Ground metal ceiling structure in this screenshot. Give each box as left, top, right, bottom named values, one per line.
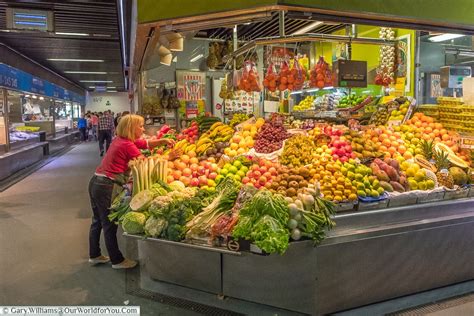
left=0, top=0, right=127, bottom=92
left=194, top=11, right=345, bottom=41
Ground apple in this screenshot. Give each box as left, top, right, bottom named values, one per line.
left=210, top=163, right=219, bottom=172
left=190, top=163, right=199, bottom=172
left=182, top=168, right=192, bottom=177
left=332, top=154, right=340, bottom=161
left=259, top=167, right=267, bottom=174
left=259, top=159, right=267, bottom=167
left=259, top=176, right=267, bottom=185
left=242, top=176, right=250, bottom=184
left=208, top=172, right=218, bottom=180
left=166, top=175, right=174, bottom=183
left=179, top=176, right=191, bottom=186
left=268, top=167, right=278, bottom=175
left=197, top=166, right=206, bottom=175
left=253, top=170, right=262, bottom=178
left=251, top=165, right=260, bottom=172
left=263, top=172, right=272, bottom=179
left=199, top=176, right=208, bottom=186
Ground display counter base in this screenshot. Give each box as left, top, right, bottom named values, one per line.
left=47, top=131, right=79, bottom=154
left=125, top=199, right=474, bottom=315
left=0, top=142, right=47, bottom=182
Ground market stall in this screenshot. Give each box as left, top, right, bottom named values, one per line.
left=0, top=63, right=85, bottom=180
left=124, top=2, right=474, bottom=314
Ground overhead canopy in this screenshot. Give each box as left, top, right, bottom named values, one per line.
left=138, top=0, right=474, bottom=31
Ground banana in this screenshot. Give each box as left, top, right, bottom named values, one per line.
left=174, top=140, right=188, bottom=150
left=209, top=122, right=223, bottom=131
left=185, top=144, right=196, bottom=153
left=196, top=137, right=213, bottom=148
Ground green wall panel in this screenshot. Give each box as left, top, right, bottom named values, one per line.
left=138, top=0, right=275, bottom=24
left=138, top=0, right=473, bottom=27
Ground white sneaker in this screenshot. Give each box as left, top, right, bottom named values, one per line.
left=112, top=258, right=137, bottom=269
left=89, top=255, right=110, bottom=265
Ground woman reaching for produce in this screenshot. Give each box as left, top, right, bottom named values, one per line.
left=88, top=114, right=175, bottom=269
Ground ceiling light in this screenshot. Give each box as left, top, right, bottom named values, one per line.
left=47, top=58, right=104, bottom=62
left=429, top=33, right=464, bottom=42
left=108, top=90, right=118, bottom=92
left=32, top=95, right=38, bottom=99
left=157, top=46, right=173, bottom=66
left=291, top=21, right=323, bottom=35
left=106, top=86, right=117, bottom=89
left=80, top=80, right=113, bottom=83
left=64, top=71, right=108, bottom=74
left=55, top=32, right=89, bottom=36
left=25, top=94, right=30, bottom=98
left=166, top=33, right=184, bottom=51
left=39, top=96, right=44, bottom=100
left=190, top=54, right=204, bottom=63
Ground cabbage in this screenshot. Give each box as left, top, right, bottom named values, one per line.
left=129, top=190, right=153, bottom=211
left=169, top=181, right=186, bottom=192
left=144, top=215, right=168, bottom=237
left=122, top=211, right=147, bottom=234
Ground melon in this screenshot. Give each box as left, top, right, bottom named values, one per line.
left=449, top=167, right=468, bottom=186
left=434, top=143, right=469, bottom=169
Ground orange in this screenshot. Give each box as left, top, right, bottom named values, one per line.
left=379, top=145, right=388, bottom=152
left=388, top=147, right=397, bottom=155
left=425, top=127, right=433, bottom=133
left=403, top=151, right=413, bottom=160
left=415, top=121, right=422, bottom=127
left=391, top=141, right=400, bottom=148
left=398, top=145, right=407, bottom=154
left=383, top=139, right=392, bottom=147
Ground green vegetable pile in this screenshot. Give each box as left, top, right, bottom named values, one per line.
left=186, top=177, right=241, bottom=239
left=232, top=190, right=290, bottom=254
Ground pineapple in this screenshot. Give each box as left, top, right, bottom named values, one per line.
left=433, top=150, right=454, bottom=188
left=420, top=140, right=434, bottom=161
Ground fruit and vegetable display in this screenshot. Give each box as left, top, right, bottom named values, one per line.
left=293, top=96, right=315, bottom=112
left=110, top=103, right=474, bottom=255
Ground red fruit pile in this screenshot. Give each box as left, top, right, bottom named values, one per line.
left=254, top=122, right=289, bottom=154
left=238, top=61, right=261, bottom=92
left=310, top=56, right=332, bottom=89
left=243, top=159, right=278, bottom=190
left=176, top=121, right=199, bottom=143
left=330, top=135, right=355, bottom=163
left=262, top=63, right=278, bottom=92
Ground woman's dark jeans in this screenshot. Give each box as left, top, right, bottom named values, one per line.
left=88, top=175, right=124, bottom=264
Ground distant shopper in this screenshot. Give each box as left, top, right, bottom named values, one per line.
left=98, top=111, right=114, bottom=156
left=90, top=112, right=99, bottom=141
left=114, top=112, right=121, bottom=128
left=88, top=114, right=175, bottom=269
left=78, top=114, right=88, bottom=141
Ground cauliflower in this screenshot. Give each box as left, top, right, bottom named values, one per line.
left=144, top=215, right=168, bottom=237
left=122, top=211, right=147, bottom=234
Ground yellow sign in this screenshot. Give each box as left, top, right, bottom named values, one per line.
left=390, top=78, right=406, bottom=97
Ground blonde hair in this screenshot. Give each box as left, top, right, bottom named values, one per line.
left=116, top=114, right=144, bottom=141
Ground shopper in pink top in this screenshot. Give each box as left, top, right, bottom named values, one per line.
left=90, top=112, right=99, bottom=141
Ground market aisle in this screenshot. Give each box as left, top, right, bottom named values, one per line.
left=0, top=142, right=196, bottom=315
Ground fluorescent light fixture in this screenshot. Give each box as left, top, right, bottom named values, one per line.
left=429, top=33, right=464, bottom=42
left=106, top=86, right=117, bottom=89
left=32, top=95, right=38, bottom=99
left=190, top=54, right=204, bottom=63
left=80, top=80, right=113, bottom=83
left=93, top=34, right=111, bottom=37
left=64, top=71, right=108, bottom=74
left=108, top=90, right=118, bottom=92
left=39, top=96, right=44, bottom=100
left=292, top=21, right=323, bottom=35
left=48, top=58, right=104, bottom=62
left=15, top=21, right=46, bottom=26
left=55, top=32, right=89, bottom=36
left=323, top=86, right=334, bottom=90
left=25, top=94, right=30, bottom=98
left=14, top=14, right=46, bottom=20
